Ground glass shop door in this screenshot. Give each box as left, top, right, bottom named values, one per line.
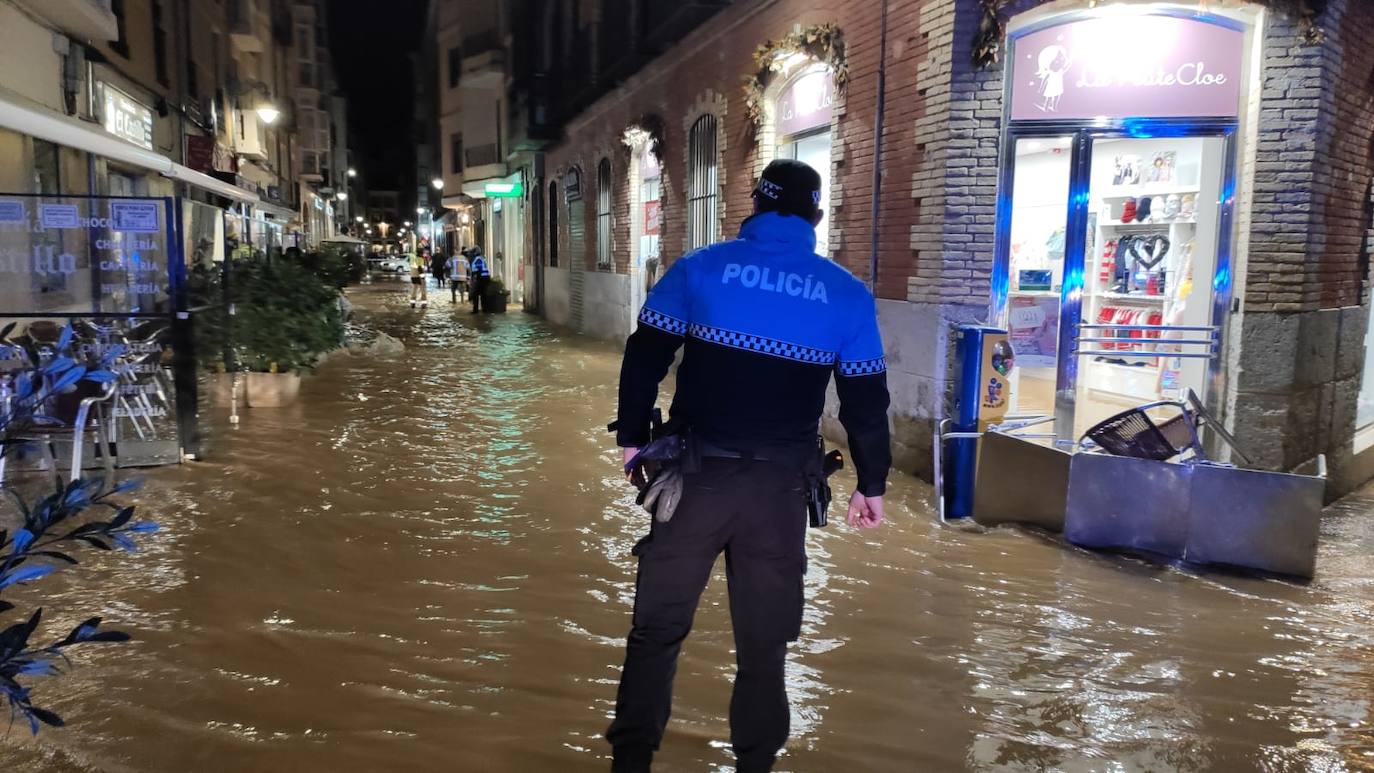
left=996, top=126, right=1235, bottom=441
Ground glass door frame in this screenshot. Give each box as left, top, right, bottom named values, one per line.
left=991, top=117, right=1240, bottom=441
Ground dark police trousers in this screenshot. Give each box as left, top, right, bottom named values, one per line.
left=607, top=457, right=807, bottom=772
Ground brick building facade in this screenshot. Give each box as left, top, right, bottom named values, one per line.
left=463, top=0, right=1374, bottom=495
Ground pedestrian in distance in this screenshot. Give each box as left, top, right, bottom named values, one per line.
left=607, top=159, right=890, bottom=772
left=431, top=249, right=448, bottom=288
left=448, top=249, right=470, bottom=303
left=408, top=248, right=429, bottom=308
left=468, top=247, right=491, bottom=313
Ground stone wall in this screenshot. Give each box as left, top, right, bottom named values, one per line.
left=1232, top=0, right=1374, bottom=495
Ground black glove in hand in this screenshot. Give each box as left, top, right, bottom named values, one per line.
left=637, top=465, right=684, bottom=523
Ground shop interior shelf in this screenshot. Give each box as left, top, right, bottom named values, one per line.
left=1097, top=292, right=1168, bottom=303
left=1100, top=219, right=1197, bottom=229
left=1099, top=185, right=1201, bottom=199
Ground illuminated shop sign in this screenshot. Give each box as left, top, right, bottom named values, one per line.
left=101, top=83, right=154, bottom=150
left=1010, top=13, right=1244, bottom=121
left=777, top=69, right=836, bottom=137
left=485, top=181, right=523, bottom=198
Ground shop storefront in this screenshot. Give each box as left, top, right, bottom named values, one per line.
left=993, top=6, right=1258, bottom=442
left=482, top=171, right=526, bottom=305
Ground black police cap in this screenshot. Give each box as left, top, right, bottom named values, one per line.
left=752, top=159, right=822, bottom=220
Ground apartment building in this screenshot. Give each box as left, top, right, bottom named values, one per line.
left=0, top=0, right=352, bottom=256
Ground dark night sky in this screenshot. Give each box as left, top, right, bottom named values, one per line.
left=327, top=0, right=427, bottom=200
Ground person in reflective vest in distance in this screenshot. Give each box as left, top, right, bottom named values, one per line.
left=468, top=248, right=491, bottom=313
left=408, top=248, right=428, bottom=308
left=606, top=159, right=891, bottom=772
left=447, top=249, right=470, bottom=302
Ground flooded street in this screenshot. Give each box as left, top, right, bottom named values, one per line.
left=2, top=282, right=1372, bottom=772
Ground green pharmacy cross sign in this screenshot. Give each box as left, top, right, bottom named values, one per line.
left=484, top=182, right=523, bottom=198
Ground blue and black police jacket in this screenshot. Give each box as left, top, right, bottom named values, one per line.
left=616, top=211, right=892, bottom=496
left=470, top=256, right=491, bottom=277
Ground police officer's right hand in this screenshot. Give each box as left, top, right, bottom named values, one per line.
left=846, top=491, right=883, bottom=529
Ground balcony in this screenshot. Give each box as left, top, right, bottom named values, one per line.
left=461, top=142, right=505, bottom=186
left=461, top=31, right=505, bottom=89
left=14, top=0, right=117, bottom=42
left=300, top=152, right=323, bottom=182
left=227, top=0, right=264, bottom=52
left=233, top=109, right=268, bottom=161
left=297, top=63, right=320, bottom=96
left=508, top=73, right=558, bottom=150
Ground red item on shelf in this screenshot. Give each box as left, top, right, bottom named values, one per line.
left=1146, top=311, right=1163, bottom=339
left=1096, top=306, right=1118, bottom=350
left=1121, top=197, right=1138, bottom=224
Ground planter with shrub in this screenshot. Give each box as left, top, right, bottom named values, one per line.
left=483, top=277, right=510, bottom=313
left=187, top=253, right=345, bottom=408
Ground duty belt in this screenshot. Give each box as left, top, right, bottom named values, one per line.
left=695, top=441, right=773, bottom=462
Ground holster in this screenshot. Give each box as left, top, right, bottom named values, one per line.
left=804, top=438, right=845, bottom=528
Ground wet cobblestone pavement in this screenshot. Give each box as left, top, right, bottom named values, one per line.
left=1, top=283, right=1371, bottom=772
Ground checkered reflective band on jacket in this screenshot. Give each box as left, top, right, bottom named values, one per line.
left=616, top=211, right=892, bottom=496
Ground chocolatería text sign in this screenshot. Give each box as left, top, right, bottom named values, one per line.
left=0, top=196, right=172, bottom=316
left=1010, top=13, right=1244, bottom=121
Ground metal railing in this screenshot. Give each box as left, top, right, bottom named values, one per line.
left=1074, top=323, right=1220, bottom=360
left=933, top=413, right=1060, bottom=523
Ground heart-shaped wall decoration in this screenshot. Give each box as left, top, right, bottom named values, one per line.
left=1128, top=234, right=1171, bottom=269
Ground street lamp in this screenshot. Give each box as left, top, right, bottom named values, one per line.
left=336, top=192, right=348, bottom=201
left=255, top=105, right=281, bottom=125
left=404, top=220, right=412, bottom=227
left=416, top=207, right=425, bottom=214
left=347, top=168, right=357, bottom=178
left=431, top=178, right=444, bottom=191
left=355, top=215, right=363, bottom=223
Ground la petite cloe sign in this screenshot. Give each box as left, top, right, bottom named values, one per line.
left=1010, top=14, right=1244, bottom=121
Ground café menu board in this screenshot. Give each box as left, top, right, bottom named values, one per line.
left=0, top=197, right=170, bottom=315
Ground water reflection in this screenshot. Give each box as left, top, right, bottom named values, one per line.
left=0, top=283, right=1369, bottom=771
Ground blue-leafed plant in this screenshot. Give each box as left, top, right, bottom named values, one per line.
left=0, top=322, right=157, bottom=734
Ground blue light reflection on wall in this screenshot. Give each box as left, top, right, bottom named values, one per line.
left=1118, top=118, right=1218, bottom=139
left=1213, top=265, right=1231, bottom=294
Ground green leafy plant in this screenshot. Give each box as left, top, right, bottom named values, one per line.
left=185, top=258, right=344, bottom=374
left=232, top=259, right=343, bottom=373
left=0, top=323, right=157, bottom=733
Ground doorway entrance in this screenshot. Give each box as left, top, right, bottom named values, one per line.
left=998, top=127, right=1235, bottom=439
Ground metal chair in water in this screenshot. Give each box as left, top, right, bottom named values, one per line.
left=0, top=334, right=118, bottom=487
left=1080, top=388, right=1250, bottom=465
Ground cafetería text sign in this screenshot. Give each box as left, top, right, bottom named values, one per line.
left=1010, top=14, right=1244, bottom=121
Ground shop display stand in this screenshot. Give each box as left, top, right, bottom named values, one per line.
left=1083, top=182, right=1201, bottom=410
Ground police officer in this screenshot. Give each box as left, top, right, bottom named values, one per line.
left=468, top=247, right=491, bottom=313
left=607, top=159, right=891, bottom=772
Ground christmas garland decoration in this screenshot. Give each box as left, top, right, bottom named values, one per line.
left=621, top=113, right=666, bottom=164
left=743, top=23, right=848, bottom=134
left=974, top=0, right=1327, bottom=69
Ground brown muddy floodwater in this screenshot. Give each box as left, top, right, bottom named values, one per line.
left=1, top=282, right=1372, bottom=772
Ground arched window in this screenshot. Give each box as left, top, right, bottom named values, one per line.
left=686, top=114, right=719, bottom=251
left=548, top=179, right=559, bottom=267
left=596, top=157, right=613, bottom=268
